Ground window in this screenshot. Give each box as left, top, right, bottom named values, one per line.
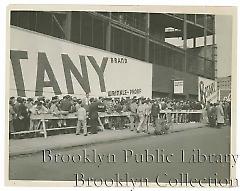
left=36, top=12, right=52, bottom=35
left=196, top=14, right=204, bottom=26
left=111, top=27, right=123, bottom=55
left=81, top=12, right=93, bottom=47
left=187, top=14, right=195, bottom=23
left=71, top=12, right=81, bottom=43
left=18, top=11, right=30, bottom=29
left=92, top=17, right=106, bottom=50
left=122, top=31, right=132, bottom=57
left=11, top=11, right=18, bottom=26
left=29, top=12, right=37, bottom=31
left=11, top=11, right=37, bottom=31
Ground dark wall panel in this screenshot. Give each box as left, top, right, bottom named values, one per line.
left=152, top=64, right=198, bottom=96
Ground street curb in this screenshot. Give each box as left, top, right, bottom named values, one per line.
left=9, top=124, right=205, bottom=157
left=9, top=133, right=149, bottom=157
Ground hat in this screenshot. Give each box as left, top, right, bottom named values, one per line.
left=27, top=98, right=33, bottom=102
left=17, top=97, right=23, bottom=103
left=37, top=101, right=43, bottom=106
left=51, top=97, right=58, bottom=103
left=37, top=96, right=45, bottom=101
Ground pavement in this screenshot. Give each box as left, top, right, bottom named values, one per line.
left=9, top=122, right=205, bottom=156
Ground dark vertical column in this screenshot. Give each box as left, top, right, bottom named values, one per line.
left=145, top=13, right=150, bottom=62
left=106, top=13, right=112, bottom=51
left=193, top=37, right=196, bottom=48
left=204, top=14, right=207, bottom=76
left=64, top=11, right=72, bottom=41
left=212, top=16, right=216, bottom=79
left=183, top=15, right=188, bottom=98
left=183, top=14, right=187, bottom=72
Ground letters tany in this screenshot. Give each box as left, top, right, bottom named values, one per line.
left=10, top=50, right=108, bottom=96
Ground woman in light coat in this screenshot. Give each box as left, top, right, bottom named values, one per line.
left=216, top=102, right=224, bottom=128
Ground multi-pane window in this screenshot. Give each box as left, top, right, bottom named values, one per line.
left=11, top=11, right=65, bottom=39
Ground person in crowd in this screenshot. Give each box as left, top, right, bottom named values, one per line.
left=114, top=99, right=124, bottom=129
left=189, top=101, right=195, bottom=122
left=120, top=98, right=130, bottom=129
left=97, top=97, right=107, bottom=112
left=31, top=101, right=49, bottom=115
left=209, top=103, right=217, bottom=127
left=74, top=99, right=80, bottom=111
left=158, top=99, right=164, bottom=119
left=174, top=101, right=181, bottom=123
left=30, top=101, right=48, bottom=130
left=201, top=102, right=209, bottom=124
left=69, top=97, right=77, bottom=113
left=14, top=97, right=29, bottom=132
left=13, top=97, right=21, bottom=115
left=195, top=101, right=203, bottom=122
left=205, top=101, right=211, bottom=124
left=97, top=97, right=107, bottom=130
left=82, top=93, right=90, bottom=112
left=25, top=98, right=33, bottom=110
left=227, top=101, right=231, bottom=125
left=88, top=98, right=99, bottom=134
left=129, top=98, right=138, bottom=131
left=144, top=99, right=152, bottom=134
left=25, top=98, right=34, bottom=131
left=222, top=101, right=229, bottom=125
left=44, top=98, right=51, bottom=109
left=9, top=98, right=16, bottom=134
left=49, top=97, right=62, bottom=128
left=136, top=99, right=146, bottom=133
left=76, top=100, right=87, bottom=136
left=216, top=101, right=224, bottom=128
left=59, top=95, right=72, bottom=126
left=181, top=101, right=188, bottom=123
left=104, top=98, right=115, bottom=129
left=151, top=99, right=160, bottom=128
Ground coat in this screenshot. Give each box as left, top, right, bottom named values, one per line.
left=151, top=103, right=160, bottom=117
left=216, top=105, right=224, bottom=124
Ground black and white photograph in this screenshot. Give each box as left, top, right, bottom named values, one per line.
left=6, top=5, right=237, bottom=188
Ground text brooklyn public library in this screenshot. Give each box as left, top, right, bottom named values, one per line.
left=42, top=149, right=238, bottom=167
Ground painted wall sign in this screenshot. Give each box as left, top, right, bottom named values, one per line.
left=9, top=27, right=152, bottom=98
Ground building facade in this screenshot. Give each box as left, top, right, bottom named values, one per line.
left=10, top=11, right=216, bottom=100
left=217, top=76, right=231, bottom=90
left=217, top=76, right=231, bottom=101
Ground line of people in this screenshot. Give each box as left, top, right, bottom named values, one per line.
left=9, top=95, right=231, bottom=138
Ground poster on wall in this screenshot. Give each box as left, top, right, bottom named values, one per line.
left=198, top=76, right=218, bottom=104
left=9, top=27, right=152, bottom=99
left=173, top=80, right=184, bottom=94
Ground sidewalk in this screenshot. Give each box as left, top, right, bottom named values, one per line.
left=9, top=122, right=205, bottom=156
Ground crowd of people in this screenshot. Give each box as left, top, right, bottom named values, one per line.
left=8, top=94, right=231, bottom=138
left=205, top=101, right=231, bottom=127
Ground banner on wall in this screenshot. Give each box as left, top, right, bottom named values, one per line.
left=173, top=80, right=184, bottom=94
left=198, top=76, right=218, bottom=104
left=9, top=27, right=152, bottom=98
